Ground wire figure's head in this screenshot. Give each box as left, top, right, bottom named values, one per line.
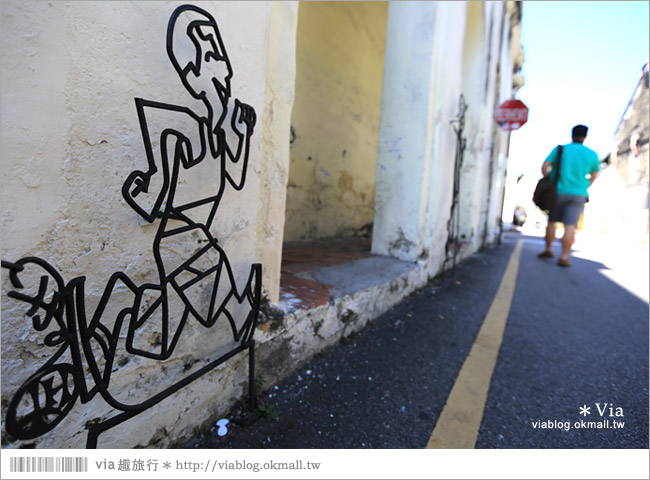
left=167, top=5, right=233, bottom=107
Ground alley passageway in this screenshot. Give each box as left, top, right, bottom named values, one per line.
left=184, top=231, right=649, bottom=449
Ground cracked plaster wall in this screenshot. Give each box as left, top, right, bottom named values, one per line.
left=284, top=1, right=387, bottom=242
left=1, top=0, right=271, bottom=448
left=257, top=2, right=298, bottom=303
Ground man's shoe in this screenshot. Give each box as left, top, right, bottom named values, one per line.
left=538, top=251, right=554, bottom=259
left=557, top=258, right=570, bottom=267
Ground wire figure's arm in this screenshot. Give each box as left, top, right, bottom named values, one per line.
left=122, top=98, right=207, bottom=222
left=223, top=98, right=256, bottom=190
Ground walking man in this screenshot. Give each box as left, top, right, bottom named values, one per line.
left=538, top=125, right=600, bottom=266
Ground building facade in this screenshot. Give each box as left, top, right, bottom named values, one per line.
left=582, top=63, right=649, bottom=241
left=610, top=63, right=649, bottom=239
left=1, top=1, right=523, bottom=448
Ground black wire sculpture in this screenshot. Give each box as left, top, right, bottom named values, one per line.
left=1, top=4, right=262, bottom=448
left=443, top=94, right=468, bottom=277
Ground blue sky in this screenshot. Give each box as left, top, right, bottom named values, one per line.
left=508, top=1, right=649, bottom=177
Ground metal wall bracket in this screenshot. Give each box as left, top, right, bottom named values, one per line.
left=444, top=94, right=468, bottom=276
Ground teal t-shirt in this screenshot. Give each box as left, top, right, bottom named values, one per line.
left=544, top=142, right=600, bottom=196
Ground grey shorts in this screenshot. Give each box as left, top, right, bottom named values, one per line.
left=549, top=194, right=587, bottom=226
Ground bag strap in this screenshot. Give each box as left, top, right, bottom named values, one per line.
left=554, top=145, right=563, bottom=185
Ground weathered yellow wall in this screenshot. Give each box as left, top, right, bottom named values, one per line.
left=285, top=1, right=387, bottom=241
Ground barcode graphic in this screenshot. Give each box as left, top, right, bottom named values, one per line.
left=9, top=457, right=88, bottom=473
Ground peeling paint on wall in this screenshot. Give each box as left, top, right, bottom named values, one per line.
left=284, top=2, right=387, bottom=242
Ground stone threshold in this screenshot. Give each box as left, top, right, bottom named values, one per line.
left=254, top=237, right=431, bottom=388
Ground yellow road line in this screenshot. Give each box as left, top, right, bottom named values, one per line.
left=426, top=239, right=523, bottom=449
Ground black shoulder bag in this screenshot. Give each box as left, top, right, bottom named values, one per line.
left=533, top=145, right=562, bottom=212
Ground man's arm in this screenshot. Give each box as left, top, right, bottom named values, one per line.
left=541, top=146, right=558, bottom=177
left=588, top=153, right=600, bottom=187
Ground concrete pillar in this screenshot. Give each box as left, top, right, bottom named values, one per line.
left=257, top=2, right=298, bottom=303
left=372, top=1, right=438, bottom=262
left=457, top=1, right=487, bottom=252
left=421, top=2, right=467, bottom=272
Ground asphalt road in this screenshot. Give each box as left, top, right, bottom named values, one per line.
left=181, top=231, right=649, bottom=449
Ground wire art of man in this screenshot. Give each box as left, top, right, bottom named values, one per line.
left=121, top=4, right=260, bottom=358
left=2, top=5, right=261, bottom=443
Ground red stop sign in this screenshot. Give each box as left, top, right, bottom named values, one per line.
left=494, top=99, right=528, bottom=131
